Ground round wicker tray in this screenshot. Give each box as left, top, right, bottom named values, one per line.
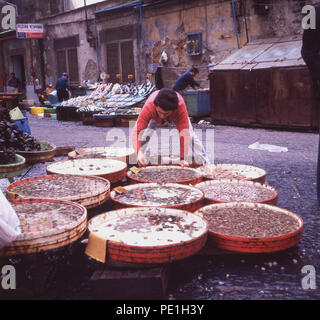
left=111, top=183, right=204, bottom=212
left=196, top=202, right=303, bottom=253
left=0, top=199, right=87, bottom=256
left=68, top=147, right=135, bottom=164
left=0, top=154, right=26, bottom=179
left=87, top=207, right=208, bottom=264
left=16, top=141, right=56, bottom=164
left=195, top=179, right=278, bottom=205
left=6, top=174, right=110, bottom=209
left=197, top=164, right=267, bottom=183
left=127, top=166, right=203, bottom=185
left=46, top=158, right=127, bottom=184
left=146, top=155, right=201, bottom=168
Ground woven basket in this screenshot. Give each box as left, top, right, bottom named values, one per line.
left=195, top=179, right=278, bottom=205
left=111, top=182, right=204, bottom=212
left=6, top=174, right=110, bottom=209
left=127, top=165, right=203, bottom=185
left=0, top=154, right=26, bottom=179
left=196, top=202, right=303, bottom=253
left=68, top=147, right=135, bottom=165
left=197, top=164, right=267, bottom=183
left=46, top=158, right=127, bottom=184
left=86, top=207, right=208, bottom=264
left=16, top=141, right=56, bottom=164
left=0, top=199, right=87, bottom=257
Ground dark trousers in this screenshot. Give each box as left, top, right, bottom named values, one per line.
left=57, top=89, right=69, bottom=102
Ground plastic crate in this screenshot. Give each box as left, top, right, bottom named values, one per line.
left=56, top=106, right=81, bottom=121
left=182, top=91, right=210, bottom=117
left=70, top=87, right=86, bottom=97
left=14, top=110, right=31, bottom=135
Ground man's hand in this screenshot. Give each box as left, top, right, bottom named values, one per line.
left=137, top=150, right=148, bottom=167
left=68, top=90, right=72, bottom=97
left=179, top=160, right=190, bottom=167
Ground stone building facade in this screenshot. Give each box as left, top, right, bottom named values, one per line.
left=0, top=0, right=317, bottom=97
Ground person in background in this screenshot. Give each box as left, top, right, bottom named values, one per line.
left=46, top=84, right=54, bottom=96
left=55, top=72, right=71, bottom=102
left=131, top=88, right=210, bottom=167
left=173, top=67, right=202, bottom=93
left=301, top=3, right=320, bottom=205
left=7, top=73, right=21, bottom=93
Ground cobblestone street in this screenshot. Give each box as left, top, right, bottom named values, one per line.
left=1, top=114, right=320, bottom=300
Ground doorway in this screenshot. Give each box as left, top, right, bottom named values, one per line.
left=11, top=55, right=26, bottom=91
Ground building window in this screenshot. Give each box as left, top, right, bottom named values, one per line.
left=106, top=40, right=135, bottom=83
left=54, top=36, right=80, bottom=85
left=186, top=33, right=202, bottom=56
left=56, top=48, right=79, bottom=84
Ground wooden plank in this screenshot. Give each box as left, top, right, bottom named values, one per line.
left=90, top=264, right=170, bottom=299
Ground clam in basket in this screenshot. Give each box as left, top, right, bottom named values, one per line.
left=46, top=158, right=127, bottom=184
left=68, top=146, right=135, bottom=164
left=195, top=179, right=278, bottom=205
left=16, top=140, right=56, bottom=164
left=127, top=165, right=203, bottom=185
left=85, top=207, right=208, bottom=264
left=6, top=174, right=110, bottom=209
left=0, top=199, right=87, bottom=256
left=111, top=183, right=204, bottom=212
left=196, top=202, right=303, bottom=253
left=197, top=164, right=267, bottom=183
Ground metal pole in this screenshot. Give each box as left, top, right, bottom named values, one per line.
left=93, top=14, right=102, bottom=76
left=139, top=2, right=147, bottom=77
left=231, top=0, right=240, bottom=49
left=136, top=4, right=141, bottom=83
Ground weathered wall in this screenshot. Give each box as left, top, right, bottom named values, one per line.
left=142, top=0, right=317, bottom=88
left=36, top=0, right=319, bottom=87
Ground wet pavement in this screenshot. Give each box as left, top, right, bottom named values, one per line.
left=1, top=114, right=320, bottom=300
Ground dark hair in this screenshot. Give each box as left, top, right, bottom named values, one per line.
left=190, top=67, right=199, bottom=74
left=154, top=88, right=179, bottom=111
left=63, top=72, right=68, bottom=77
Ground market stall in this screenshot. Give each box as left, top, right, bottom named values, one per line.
left=55, top=80, right=155, bottom=125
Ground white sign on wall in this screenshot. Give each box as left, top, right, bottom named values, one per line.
left=16, top=23, right=44, bottom=39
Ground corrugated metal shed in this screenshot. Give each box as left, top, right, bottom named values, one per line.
left=211, top=36, right=305, bottom=71
left=209, top=36, right=319, bottom=131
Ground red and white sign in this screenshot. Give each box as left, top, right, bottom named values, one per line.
left=16, top=24, right=44, bottom=39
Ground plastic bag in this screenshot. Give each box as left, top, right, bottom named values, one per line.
left=248, top=142, right=288, bottom=153
left=160, top=51, right=168, bottom=64
left=0, top=191, right=21, bottom=249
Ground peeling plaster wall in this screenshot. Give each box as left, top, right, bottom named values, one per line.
left=40, top=8, right=98, bottom=86
left=36, top=0, right=317, bottom=88
left=141, top=0, right=316, bottom=88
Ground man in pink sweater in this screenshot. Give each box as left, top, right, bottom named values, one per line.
left=132, top=88, right=210, bottom=166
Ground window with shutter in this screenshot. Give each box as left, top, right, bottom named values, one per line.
left=121, top=41, right=135, bottom=82
left=67, top=48, right=79, bottom=83
left=106, top=43, right=120, bottom=83
left=106, top=40, right=135, bottom=83
left=54, top=36, right=80, bottom=85
left=56, top=50, right=67, bottom=78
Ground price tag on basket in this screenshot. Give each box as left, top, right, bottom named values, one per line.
left=113, top=186, right=127, bottom=194
left=130, top=166, right=141, bottom=174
